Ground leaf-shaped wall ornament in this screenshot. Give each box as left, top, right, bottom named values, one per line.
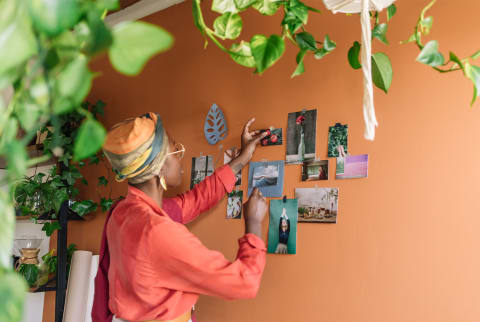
left=204, top=103, right=228, bottom=145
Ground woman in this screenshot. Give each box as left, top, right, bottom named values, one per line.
left=275, top=208, right=290, bottom=254
left=92, top=113, right=269, bottom=322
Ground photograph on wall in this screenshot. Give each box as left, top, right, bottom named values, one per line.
left=260, top=128, right=283, bottom=146
left=286, top=109, right=317, bottom=164
left=336, top=154, right=368, bottom=179
left=248, top=161, right=285, bottom=197
left=268, top=199, right=298, bottom=254
left=226, top=190, right=243, bottom=219
left=328, top=123, right=348, bottom=157
left=295, top=187, right=339, bottom=223
left=301, top=160, right=329, bottom=181
left=224, top=147, right=241, bottom=186
left=190, top=155, right=214, bottom=189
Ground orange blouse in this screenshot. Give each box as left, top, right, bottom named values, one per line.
left=106, top=165, right=267, bottom=321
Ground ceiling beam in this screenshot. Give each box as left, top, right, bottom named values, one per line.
left=105, top=0, right=186, bottom=27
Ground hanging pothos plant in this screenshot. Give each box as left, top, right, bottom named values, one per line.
left=0, top=0, right=173, bottom=320
left=192, top=0, right=480, bottom=104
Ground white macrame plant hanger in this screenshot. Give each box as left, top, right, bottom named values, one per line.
left=322, top=0, right=396, bottom=140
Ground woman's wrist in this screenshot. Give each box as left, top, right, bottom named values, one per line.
left=229, top=152, right=249, bottom=174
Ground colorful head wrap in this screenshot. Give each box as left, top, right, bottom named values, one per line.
left=103, top=112, right=169, bottom=184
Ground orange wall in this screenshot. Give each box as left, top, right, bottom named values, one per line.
left=43, top=1, right=480, bottom=321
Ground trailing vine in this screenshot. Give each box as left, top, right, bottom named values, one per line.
left=192, top=0, right=336, bottom=77
left=404, top=0, right=480, bottom=105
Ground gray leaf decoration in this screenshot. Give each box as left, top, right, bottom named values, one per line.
left=204, top=103, right=228, bottom=145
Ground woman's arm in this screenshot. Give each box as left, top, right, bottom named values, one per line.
left=147, top=218, right=266, bottom=300
left=170, top=164, right=236, bottom=224
left=169, top=118, right=267, bottom=224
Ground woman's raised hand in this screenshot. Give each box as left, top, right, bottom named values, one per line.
left=229, top=118, right=267, bottom=174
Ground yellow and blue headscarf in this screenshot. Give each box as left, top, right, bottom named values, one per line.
left=103, top=112, right=169, bottom=184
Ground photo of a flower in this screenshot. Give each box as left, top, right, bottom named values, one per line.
left=260, top=128, right=282, bottom=146
left=286, top=109, right=317, bottom=164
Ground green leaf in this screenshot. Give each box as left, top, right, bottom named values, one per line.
left=416, top=40, right=444, bottom=67
left=53, top=188, right=68, bottom=213
left=372, top=23, right=389, bottom=45
left=0, top=1, right=37, bottom=76
left=420, top=16, right=433, bottom=35
left=0, top=192, right=16, bottom=268
left=252, top=0, right=281, bottom=16
left=281, top=11, right=303, bottom=34
left=74, top=119, right=106, bottom=161
left=465, top=63, right=480, bottom=105
left=401, top=33, right=417, bottom=44
left=250, top=34, right=285, bottom=74
left=86, top=10, right=113, bottom=54
left=92, top=100, right=106, bottom=117
left=98, top=176, right=108, bottom=186
left=6, top=141, right=27, bottom=180
left=323, top=34, right=336, bottom=52
left=288, top=0, right=308, bottom=25
left=213, top=13, right=242, bottom=40
left=71, top=200, right=97, bottom=216
left=27, top=0, right=81, bottom=37
left=212, top=0, right=239, bottom=14
left=109, top=21, right=173, bottom=76
left=42, top=221, right=61, bottom=237
left=96, top=0, right=120, bottom=11
left=449, top=52, right=464, bottom=70
left=295, top=32, right=316, bottom=51
left=372, top=52, right=393, bottom=93
left=315, top=34, right=336, bottom=59
left=229, top=41, right=256, bottom=68
left=89, top=154, right=100, bottom=165
left=0, top=271, right=26, bottom=321
left=0, top=117, right=18, bottom=152
left=291, top=49, right=306, bottom=78
left=14, top=100, right=42, bottom=132
left=471, top=50, right=480, bottom=60
left=348, top=41, right=362, bottom=69
left=387, top=4, right=396, bottom=21
left=234, top=0, right=257, bottom=10
left=54, top=55, right=93, bottom=114
left=100, top=197, right=114, bottom=212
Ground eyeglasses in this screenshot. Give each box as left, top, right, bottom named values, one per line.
left=167, top=143, right=185, bottom=160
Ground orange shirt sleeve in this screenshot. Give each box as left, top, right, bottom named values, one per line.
left=171, top=165, right=237, bottom=224
left=146, top=218, right=266, bottom=300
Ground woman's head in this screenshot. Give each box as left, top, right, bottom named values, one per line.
left=102, top=112, right=184, bottom=189
left=281, top=218, right=288, bottom=231
left=159, top=135, right=184, bottom=188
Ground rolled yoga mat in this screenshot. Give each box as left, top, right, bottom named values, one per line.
left=63, top=251, right=97, bottom=322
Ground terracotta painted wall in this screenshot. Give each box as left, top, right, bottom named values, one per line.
left=43, top=1, right=480, bottom=321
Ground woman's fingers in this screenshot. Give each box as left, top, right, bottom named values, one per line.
left=243, top=118, right=256, bottom=135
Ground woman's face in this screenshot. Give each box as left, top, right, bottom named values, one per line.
left=162, top=136, right=184, bottom=188
left=281, top=218, right=288, bottom=231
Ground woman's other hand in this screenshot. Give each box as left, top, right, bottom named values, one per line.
left=243, top=188, right=268, bottom=238
left=229, top=118, right=267, bottom=174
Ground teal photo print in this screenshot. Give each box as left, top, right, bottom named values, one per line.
left=268, top=199, right=298, bottom=255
